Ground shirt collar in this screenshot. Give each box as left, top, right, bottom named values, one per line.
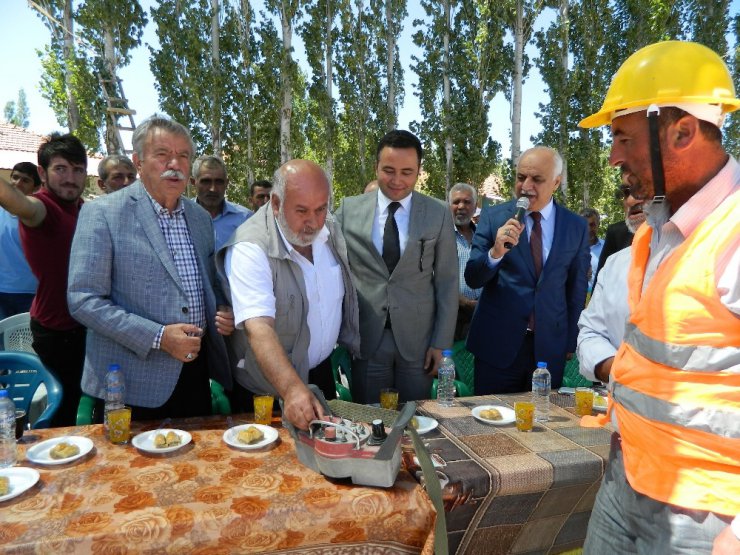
left=527, top=197, right=554, bottom=220
left=665, top=156, right=738, bottom=239
left=377, top=189, right=412, bottom=213
left=146, top=187, right=184, bottom=215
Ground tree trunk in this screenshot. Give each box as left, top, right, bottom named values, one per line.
left=443, top=0, right=452, bottom=195
left=63, top=0, right=80, bottom=133
left=279, top=0, right=293, bottom=164
left=511, top=0, right=524, bottom=168
left=325, top=0, right=334, bottom=183
left=356, top=0, right=368, bottom=179
left=559, top=0, right=569, bottom=196
left=211, top=0, right=222, bottom=155
left=103, top=28, right=119, bottom=154
left=238, top=0, right=255, bottom=183
left=385, top=0, right=396, bottom=130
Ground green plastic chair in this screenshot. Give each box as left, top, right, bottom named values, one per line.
left=76, top=379, right=232, bottom=425
left=431, top=340, right=476, bottom=398
left=561, top=356, right=593, bottom=388
left=330, top=345, right=353, bottom=402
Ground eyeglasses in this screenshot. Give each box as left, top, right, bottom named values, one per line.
left=615, top=186, right=631, bottom=200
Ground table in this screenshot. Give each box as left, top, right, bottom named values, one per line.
left=0, top=416, right=437, bottom=554
left=416, top=393, right=613, bottom=554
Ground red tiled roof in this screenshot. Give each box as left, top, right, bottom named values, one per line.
left=0, top=122, right=101, bottom=175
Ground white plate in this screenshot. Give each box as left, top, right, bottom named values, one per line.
left=26, top=436, right=94, bottom=465
left=472, top=405, right=516, bottom=426
left=0, top=467, right=40, bottom=502
left=132, top=429, right=192, bottom=454
left=412, top=416, right=438, bottom=434
left=593, top=395, right=608, bottom=413
left=223, top=424, right=279, bottom=450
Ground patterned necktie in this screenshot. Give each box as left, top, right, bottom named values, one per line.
left=530, top=212, right=543, bottom=279
left=528, top=212, right=543, bottom=332
left=383, top=202, right=401, bottom=274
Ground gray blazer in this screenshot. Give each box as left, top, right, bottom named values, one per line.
left=335, top=190, right=459, bottom=361
left=68, top=181, right=231, bottom=407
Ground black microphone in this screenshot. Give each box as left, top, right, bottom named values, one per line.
left=504, top=197, right=530, bottom=249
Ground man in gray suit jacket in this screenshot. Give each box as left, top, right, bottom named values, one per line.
left=68, top=116, right=234, bottom=421
left=336, top=130, right=458, bottom=404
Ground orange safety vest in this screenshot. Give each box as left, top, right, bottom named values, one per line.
left=608, top=189, right=740, bottom=516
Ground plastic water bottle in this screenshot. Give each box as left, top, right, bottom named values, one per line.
left=104, top=364, right=124, bottom=432
left=437, top=350, right=456, bottom=407
left=532, top=361, right=551, bottom=422
left=0, top=389, right=17, bottom=468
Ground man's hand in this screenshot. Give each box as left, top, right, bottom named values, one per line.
left=281, top=381, right=325, bottom=431
left=594, top=356, right=614, bottom=383
left=489, top=217, right=524, bottom=260
left=160, top=323, right=202, bottom=362
left=425, top=347, right=443, bottom=377
left=215, top=305, right=235, bottom=336
left=712, top=524, right=740, bottom=554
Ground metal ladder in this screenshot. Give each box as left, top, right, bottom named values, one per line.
left=99, top=75, right=136, bottom=155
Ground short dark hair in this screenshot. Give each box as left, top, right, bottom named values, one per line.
left=659, top=107, right=722, bottom=144
left=12, top=162, right=41, bottom=187
left=37, top=133, right=87, bottom=171
left=579, top=207, right=599, bottom=220
left=250, top=179, right=272, bottom=196
left=376, top=130, right=423, bottom=165
left=98, top=155, right=135, bottom=181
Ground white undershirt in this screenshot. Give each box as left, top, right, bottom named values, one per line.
left=224, top=222, right=344, bottom=368
left=371, top=190, right=413, bottom=257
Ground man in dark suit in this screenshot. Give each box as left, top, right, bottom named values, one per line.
left=465, top=146, right=589, bottom=393
left=593, top=186, right=646, bottom=281
left=336, top=130, right=458, bottom=404
left=68, top=116, right=234, bottom=421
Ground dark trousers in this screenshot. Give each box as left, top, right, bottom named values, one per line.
left=93, top=338, right=212, bottom=423
left=474, top=331, right=536, bottom=394
left=0, top=292, right=35, bottom=320
left=30, top=318, right=86, bottom=427
left=228, top=355, right=336, bottom=414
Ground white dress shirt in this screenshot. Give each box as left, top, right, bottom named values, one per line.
left=588, top=238, right=604, bottom=291
left=577, top=246, right=631, bottom=383
left=372, top=190, right=413, bottom=258
left=224, top=222, right=344, bottom=369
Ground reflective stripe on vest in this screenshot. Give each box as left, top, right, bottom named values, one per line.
left=613, top=380, right=740, bottom=439
left=624, top=321, right=740, bottom=373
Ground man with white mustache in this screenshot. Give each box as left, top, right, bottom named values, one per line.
left=218, top=160, right=359, bottom=430
left=68, top=116, right=235, bottom=421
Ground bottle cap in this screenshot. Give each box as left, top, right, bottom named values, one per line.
left=0, top=389, right=7, bottom=398
left=442, top=349, right=453, bottom=357
left=537, top=362, right=547, bottom=368
left=108, top=364, right=121, bottom=372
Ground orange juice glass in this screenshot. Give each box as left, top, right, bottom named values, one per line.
left=575, top=387, right=595, bottom=416
left=515, top=401, right=534, bottom=432
left=253, top=394, right=274, bottom=426
left=108, top=407, right=132, bottom=444
left=380, top=388, right=399, bottom=410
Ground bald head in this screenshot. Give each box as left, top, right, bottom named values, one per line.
left=272, top=160, right=331, bottom=248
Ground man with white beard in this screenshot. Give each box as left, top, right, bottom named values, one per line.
left=219, top=160, right=359, bottom=430
left=576, top=186, right=646, bottom=384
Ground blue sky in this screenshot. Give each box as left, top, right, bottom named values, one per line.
left=2, top=0, right=737, bottom=157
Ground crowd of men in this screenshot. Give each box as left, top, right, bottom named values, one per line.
left=0, top=40, right=737, bottom=553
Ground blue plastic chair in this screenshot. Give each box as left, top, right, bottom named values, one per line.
left=0, top=351, right=63, bottom=429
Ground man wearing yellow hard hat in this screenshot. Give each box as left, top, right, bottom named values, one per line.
left=579, top=41, right=740, bottom=554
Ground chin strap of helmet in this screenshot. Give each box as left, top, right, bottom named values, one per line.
left=646, top=104, right=666, bottom=204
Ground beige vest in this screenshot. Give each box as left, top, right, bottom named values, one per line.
left=216, top=205, right=360, bottom=396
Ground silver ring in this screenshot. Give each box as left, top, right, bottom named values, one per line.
left=186, top=353, right=193, bottom=360
left=505, top=229, right=511, bottom=237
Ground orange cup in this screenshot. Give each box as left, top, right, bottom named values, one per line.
left=515, top=401, right=534, bottom=432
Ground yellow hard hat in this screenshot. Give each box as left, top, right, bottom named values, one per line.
left=579, top=41, right=740, bottom=128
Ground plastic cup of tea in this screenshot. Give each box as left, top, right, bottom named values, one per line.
left=253, top=394, right=274, bottom=426
left=515, top=401, right=534, bottom=432
left=380, top=388, right=399, bottom=411
left=108, top=406, right=132, bottom=444
left=15, top=410, right=27, bottom=440
left=575, top=387, right=595, bottom=416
